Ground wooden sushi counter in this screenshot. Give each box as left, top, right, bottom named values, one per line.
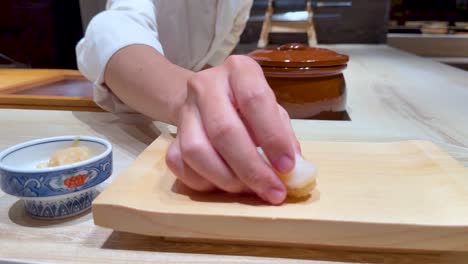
left=0, top=45, right=468, bottom=263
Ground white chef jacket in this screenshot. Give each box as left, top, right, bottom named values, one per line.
left=76, top=0, right=253, bottom=113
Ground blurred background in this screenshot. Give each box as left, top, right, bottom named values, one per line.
left=1, top=0, right=467, bottom=70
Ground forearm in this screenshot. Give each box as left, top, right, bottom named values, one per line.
left=104, top=44, right=193, bottom=125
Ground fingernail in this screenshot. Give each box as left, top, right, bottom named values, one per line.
left=274, top=154, right=294, bottom=174
left=266, top=188, right=286, bottom=205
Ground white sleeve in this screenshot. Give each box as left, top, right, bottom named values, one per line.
left=206, top=0, right=253, bottom=66
left=76, top=0, right=163, bottom=113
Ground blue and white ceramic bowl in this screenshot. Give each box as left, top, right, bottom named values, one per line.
left=23, top=186, right=98, bottom=219
left=0, top=136, right=112, bottom=219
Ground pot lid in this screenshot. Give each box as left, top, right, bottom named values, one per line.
left=248, top=43, right=349, bottom=68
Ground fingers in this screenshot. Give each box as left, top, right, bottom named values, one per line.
left=226, top=56, right=296, bottom=175
left=189, top=66, right=287, bottom=204
left=166, top=137, right=217, bottom=192
left=167, top=55, right=296, bottom=205
left=278, top=105, right=302, bottom=154
left=178, top=100, right=247, bottom=193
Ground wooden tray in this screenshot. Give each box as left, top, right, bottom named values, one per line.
left=92, top=134, right=468, bottom=252
left=0, top=69, right=102, bottom=112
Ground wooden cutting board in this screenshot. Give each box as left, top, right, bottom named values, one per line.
left=92, top=134, right=468, bottom=252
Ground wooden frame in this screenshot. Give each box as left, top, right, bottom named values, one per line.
left=258, top=0, right=318, bottom=48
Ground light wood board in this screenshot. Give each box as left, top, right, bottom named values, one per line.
left=93, top=134, right=468, bottom=252
left=0, top=69, right=102, bottom=112
left=0, top=69, right=82, bottom=93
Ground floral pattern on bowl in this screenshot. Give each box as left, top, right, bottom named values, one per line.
left=23, top=187, right=97, bottom=219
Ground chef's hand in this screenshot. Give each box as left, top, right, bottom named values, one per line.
left=166, top=55, right=301, bottom=204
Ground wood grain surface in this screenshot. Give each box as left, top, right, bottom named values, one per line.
left=0, top=69, right=102, bottom=112
left=1, top=45, right=468, bottom=263
left=93, top=134, right=468, bottom=252
left=0, top=69, right=83, bottom=93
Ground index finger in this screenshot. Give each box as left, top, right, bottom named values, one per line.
left=227, top=56, right=296, bottom=174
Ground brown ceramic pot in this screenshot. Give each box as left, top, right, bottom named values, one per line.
left=248, top=43, right=349, bottom=120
